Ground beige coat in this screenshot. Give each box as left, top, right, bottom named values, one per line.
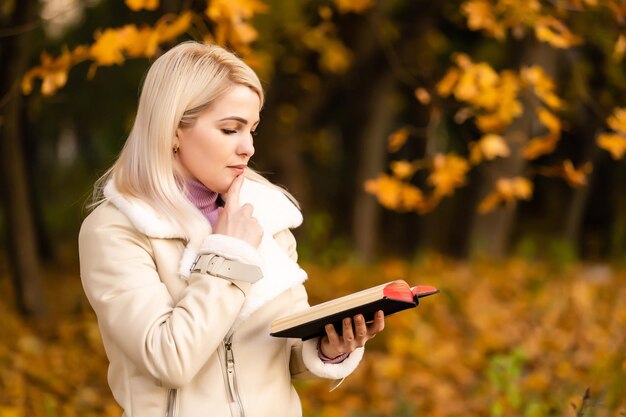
left=78, top=179, right=363, bottom=417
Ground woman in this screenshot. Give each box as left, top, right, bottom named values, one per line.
left=78, top=41, right=384, bottom=417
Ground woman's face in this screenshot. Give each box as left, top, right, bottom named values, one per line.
left=175, top=85, right=260, bottom=194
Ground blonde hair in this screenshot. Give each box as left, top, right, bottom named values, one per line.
left=91, top=41, right=296, bottom=245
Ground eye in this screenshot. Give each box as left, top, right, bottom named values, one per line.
left=221, top=129, right=237, bottom=135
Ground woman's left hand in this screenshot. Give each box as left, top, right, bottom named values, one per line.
left=319, top=310, right=385, bottom=359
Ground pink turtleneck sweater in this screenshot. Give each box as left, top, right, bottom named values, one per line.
left=185, top=177, right=221, bottom=226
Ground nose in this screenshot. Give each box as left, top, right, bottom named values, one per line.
left=237, top=132, right=255, bottom=158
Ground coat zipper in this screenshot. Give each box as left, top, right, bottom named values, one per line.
left=164, top=388, right=178, bottom=417
left=224, top=333, right=246, bottom=417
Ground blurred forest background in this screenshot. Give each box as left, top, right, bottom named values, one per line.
left=1, top=0, right=626, bottom=416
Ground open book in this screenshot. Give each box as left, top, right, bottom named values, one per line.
left=270, top=280, right=439, bottom=340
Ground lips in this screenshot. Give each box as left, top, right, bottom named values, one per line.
left=228, top=165, right=247, bottom=174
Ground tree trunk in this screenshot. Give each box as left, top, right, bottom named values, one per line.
left=468, top=41, right=557, bottom=257
left=0, top=0, right=47, bottom=316
left=352, top=73, right=396, bottom=260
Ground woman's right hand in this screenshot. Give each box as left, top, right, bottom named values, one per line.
left=213, top=174, right=263, bottom=248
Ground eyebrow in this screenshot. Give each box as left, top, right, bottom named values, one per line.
left=218, top=116, right=259, bottom=127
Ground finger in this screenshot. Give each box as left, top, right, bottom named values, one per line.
left=353, top=314, right=368, bottom=342
left=240, top=203, right=254, bottom=217
left=342, top=317, right=355, bottom=345
left=368, top=310, right=385, bottom=334
left=224, top=174, right=244, bottom=209
left=325, top=324, right=340, bottom=346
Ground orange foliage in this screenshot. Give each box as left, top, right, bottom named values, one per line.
left=299, top=257, right=626, bottom=417
left=2, top=259, right=626, bottom=416
left=478, top=176, right=533, bottom=213
left=597, top=107, right=626, bottom=160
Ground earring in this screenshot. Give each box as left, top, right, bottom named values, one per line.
left=173, top=144, right=179, bottom=154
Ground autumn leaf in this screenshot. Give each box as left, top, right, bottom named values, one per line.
left=155, top=12, right=192, bottom=43
left=206, top=0, right=268, bottom=21
left=478, top=177, right=533, bottom=213
left=117, top=25, right=158, bottom=58
left=521, top=65, right=564, bottom=110
left=302, top=26, right=353, bottom=73
left=561, top=160, right=592, bottom=187
left=606, top=107, right=626, bottom=134
left=21, top=47, right=84, bottom=96
left=333, top=0, right=376, bottom=14
left=427, top=153, right=470, bottom=197
left=319, top=38, right=353, bottom=73
left=454, top=62, right=499, bottom=108
left=387, top=127, right=410, bottom=152
left=414, top=88, right=431, bottom=104
left=462, top=0, right=505, bottom=39
left=534, top=16, right=583, bottom=49
left=390, top=160, right=417, bottom=180
left=364, top=175, right=424, bottom=211
left=469, top=134, right=510, bottom=164
left=537, top=107, right=561, bottom=136
left=436, top=68, right=460, bottom=97
left=597, top=133, right=626, bottom=159
left=89, top=28, right=130, bottom=66
left=205, top=0, right=267, bottom=51
left=125, top=0, right=159, bottom=11
left=522, top=135, right=558, bottom=160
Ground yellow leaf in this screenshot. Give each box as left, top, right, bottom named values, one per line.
left=118, top=25, right=158, bottom=58
left=561, top=160, right=592, bottom=187
left=475, top=113, right=507, bottom=132
left=478, top=177, right=533, bottom=213
left=206, top=0, right=268, bottom=22
left=522, top=135, right=558, bottom=160
left=454, top=63, right=499, bottom=107
left=390, top=160, right=416, bottom=179
left=597, top=133, right=626, bottom=159
left=319, top=39, right=352, bottom=73
left=469, top=134, right=510, bottom=164
left=364, top=175, right=402, bottom=210
left=414, top=87, right=431, bottom=104
left=90, top=29, right=126, bottom=66
left=427, top=153, right=469, bottom=197
left=613, top=35, right=626, bottom=61
left=364, top=175, right=424, bottom=211
left=537, top=107, right=561, bottom=136
left=41, top=71, right=68, bottom=96
left=521, top=65, right=564, bottom=110
left=401, top=184, right=425, bottom=212
left=232, top=22, right=259, bottom=44
left=534, top=16, right=583, bottom=49
left=22, top=48, right=77, bottom=95
left=387, top=127, right=409, bottom=152
left=436, top=68, right=460, bottom=97
left=606, top=107, right=626, bottom=135
left=333, top=0, right=376, bottom=14
left=462, top=0, right=505, bottom=39
left=125, top=0, right=158, bottom=11
left=155, top=12, right=192, bottom=43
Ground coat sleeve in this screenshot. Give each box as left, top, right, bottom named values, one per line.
left=79, top=204, right=252, bottom=388
left=273, top=230, right=365, bottom=383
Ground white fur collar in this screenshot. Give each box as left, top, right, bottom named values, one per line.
left=103, top=178, right=307, bottom=326
left=103, top=178, right=303, bottom=238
